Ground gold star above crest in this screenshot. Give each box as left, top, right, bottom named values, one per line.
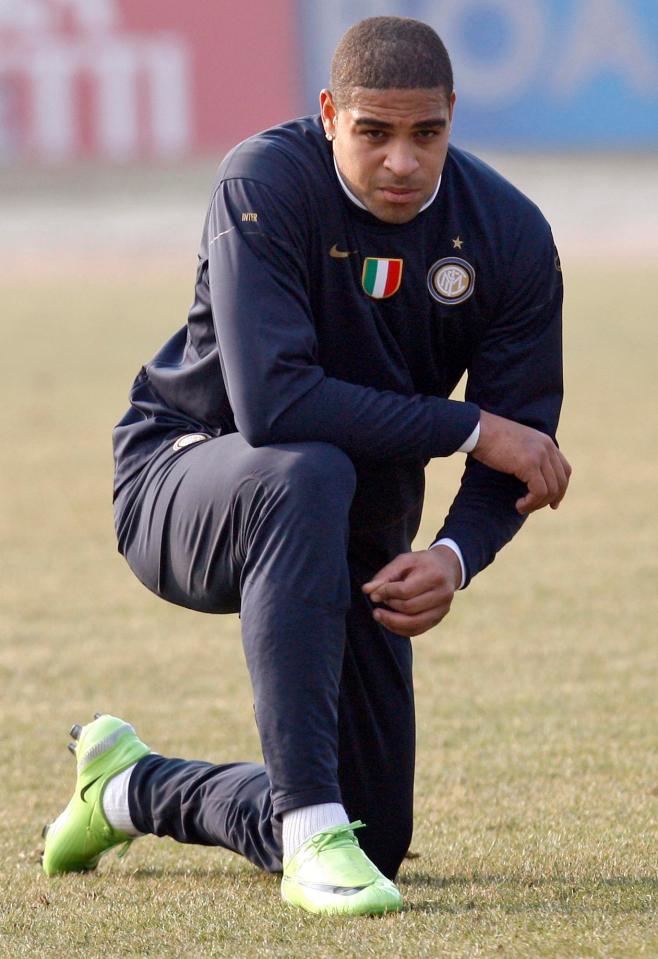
left=452, top=236, right=463, bottom=250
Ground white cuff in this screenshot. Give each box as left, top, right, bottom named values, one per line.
left=429, top=538, right=466, bottom=589
left=457, top=421, right=480, bottom=453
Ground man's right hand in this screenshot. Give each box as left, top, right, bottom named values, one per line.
left=472, top=410, right=572, bottom=514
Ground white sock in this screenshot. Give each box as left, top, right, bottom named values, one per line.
left=282, top=802, right=350, bottom=860
left=102, top=763, right=143, bottom=836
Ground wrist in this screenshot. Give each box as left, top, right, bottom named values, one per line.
left=458, top=420, right=480, bottom=454
left=427, top=545, right=462, bottom=591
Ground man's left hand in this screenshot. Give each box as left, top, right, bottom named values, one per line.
left=362, top=547, right=462, bottom=638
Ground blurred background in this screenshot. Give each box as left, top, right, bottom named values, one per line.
left=1, top=0, right=657, bottom=272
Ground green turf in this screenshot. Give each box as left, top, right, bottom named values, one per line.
left=1, top=263, right=656, bottom=958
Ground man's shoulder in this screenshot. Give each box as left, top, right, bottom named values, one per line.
left=446, top=144, right=550, bottom=231
left=214, top=115, right=331, bottom=196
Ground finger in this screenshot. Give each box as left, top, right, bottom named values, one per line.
left=373, top=605, right=447, bottom=638
left=383, top=588, right=446, bottom=616
left=364, top=553, right=443, bottom=601
left=362, top=553, right=414, bottom=594
left=368, top=570, right=437, bottom=604
left=519, top=445, right=570, bottom=513
left=548, top=447, right=570, bottom=509
left=516, top=466, right=549, bottom=514
left=517, top=491, right=552, bottom=514
left=540, top=455, right=561, bottom=507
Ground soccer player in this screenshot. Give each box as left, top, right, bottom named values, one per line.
left=42, top=17, right=571, bottom=916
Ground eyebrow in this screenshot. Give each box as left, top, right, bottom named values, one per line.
left=353, top=117, right=448, bottom=130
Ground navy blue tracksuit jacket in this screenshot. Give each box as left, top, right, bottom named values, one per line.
left=113, top=115, right=563, bottom=585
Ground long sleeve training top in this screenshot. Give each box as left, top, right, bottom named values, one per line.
left=113, top=115, right=563, bottom=585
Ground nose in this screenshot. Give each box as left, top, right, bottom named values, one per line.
left=383, top=139, right=419, bottom=178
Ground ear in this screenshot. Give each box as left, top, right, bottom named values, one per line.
left=448, top=90, right=456, bottom=128
left=319, top=89, right=338, bottom=140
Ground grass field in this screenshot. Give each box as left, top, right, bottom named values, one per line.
left=1, top=255, right=656, bottom=957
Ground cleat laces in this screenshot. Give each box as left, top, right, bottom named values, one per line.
left=308, top=820, right=366, bottom=853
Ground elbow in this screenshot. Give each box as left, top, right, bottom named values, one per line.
left=235, top=409, right=278, bottom=448
left=238, top=421, right=272, bottom=448
left=233, top=385, right=310, bottom=447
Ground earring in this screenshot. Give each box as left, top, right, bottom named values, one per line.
left=325, top=131, right=334, bottom=141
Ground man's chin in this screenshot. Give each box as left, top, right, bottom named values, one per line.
left=368, top=200, right=424, bottom=224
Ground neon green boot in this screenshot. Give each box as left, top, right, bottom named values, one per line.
left=281, top=821, right=403, bottom=915
left=42, top=713, right=150, bottom=876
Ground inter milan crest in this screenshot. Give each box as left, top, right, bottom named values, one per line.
left=362, top=257, right=403, bottom=299
left=427, top=257, right=475, bottom=305
left=172, top=433, right=209, bottom=451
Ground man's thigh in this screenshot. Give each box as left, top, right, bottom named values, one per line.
left=115, top=433, right=356, bottom=614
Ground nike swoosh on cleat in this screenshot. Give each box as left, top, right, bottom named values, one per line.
left=329, top=243, right=356, bottom=259
left=80, top=775, right=102, bottom=804
left=293, top=879, right=372, bottom=896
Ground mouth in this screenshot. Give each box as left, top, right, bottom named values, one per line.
left=378, top=186, right=422, bottom=205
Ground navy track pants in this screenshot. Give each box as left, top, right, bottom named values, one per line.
left=114, top=433, right=421, bottom=880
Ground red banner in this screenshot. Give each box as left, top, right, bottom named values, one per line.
left=0, top=0, right=298, bottom=162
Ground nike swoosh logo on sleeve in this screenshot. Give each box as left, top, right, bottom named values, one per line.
left=209, top=226, right=236, bottom=245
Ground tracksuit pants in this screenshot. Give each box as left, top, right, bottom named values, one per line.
left=113, top=433, right=422, bottom=880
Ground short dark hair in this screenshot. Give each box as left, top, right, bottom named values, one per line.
left=330, top=16, right=453, bottom=108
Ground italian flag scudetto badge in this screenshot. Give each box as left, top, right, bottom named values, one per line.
left=361, top=257, right=403, bottom=299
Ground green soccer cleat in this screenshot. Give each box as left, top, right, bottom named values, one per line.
left=281, top=821, right=403, bottom=916
left=41, top=713, right=150, bottom=876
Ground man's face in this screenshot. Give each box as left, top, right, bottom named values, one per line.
left=320, top=86, right=455, bottom=224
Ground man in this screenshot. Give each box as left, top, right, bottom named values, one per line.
left=42, top=17, right=571, bottom=916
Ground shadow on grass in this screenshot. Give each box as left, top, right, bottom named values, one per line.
left=403, top=872, right=658, bottom=888
left=399, top=871, right=658, bottom=914
left=123, top=867, right=656, bottom=902
left=125, top=865, right=279, bottom=884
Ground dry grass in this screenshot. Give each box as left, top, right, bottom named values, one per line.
left=1, top=261, right=656, bottom=957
